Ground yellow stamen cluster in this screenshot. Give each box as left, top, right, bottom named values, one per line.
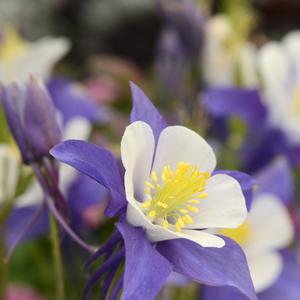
left=291, top=87, right=300, bottom=117
left=219, top=221, right=251, bottom=246
left=0, top=26, right=27, bottom=62
left=142, top=162, right=210, bottom=232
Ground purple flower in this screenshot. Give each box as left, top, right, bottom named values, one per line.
left=1, top=77, right=61, bottom=164
left=202, top=87, right=300, bottom=171
left=155, top=0, right=204, bottom=105
left=47, top=78, right=101, bottom=124
left=51, top=82, right=257, bottom=300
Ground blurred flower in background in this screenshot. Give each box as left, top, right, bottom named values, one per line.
left=0, top=26, right=69, bottom=83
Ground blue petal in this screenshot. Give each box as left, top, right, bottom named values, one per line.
left=242, top=128, right=288, bottom=173
left=130, top=82, right=167, bottom=142
left=67, top=172, right=108, bottom=213
left=254, top=157, right=294, bottom=205
left=116, top=223, right=173, bottom=300
left=48, top=78, right=100, bottom=124
left=7, top=205, right=49, bottom=247
left=24, top=79, right=62, bottom=158
left=50, top=140, right=126, bottom=217
left=203, top=88, right=267, bottom=128
left=1, top=84, right=29, bottom=162
left=202, top=285, right=248, bottom=300
left=214, top=170, right=255, bottom=211
left=157, top=237, right=257, bottom=300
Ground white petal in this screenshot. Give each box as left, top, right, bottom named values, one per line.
left=203, top=15, right=236, bottom=86
left=59, top=117, right=92, bottom=193
left=121, top=121, right=155, bottom=201
left=283, top=31, right=300, bottom=69
left=238, top=43, right=258, bottom=87
left=185, top=174, right=247, bottom=229
left=63, top=117, right=91, bottom=141
left=257, top=42, right=289, bottom=92
left=19, top=37, right=70, bottom=81
left=126, top=201, right=155, bottom=230
left=245, top=194, right=294, bottom=255
left=247, top=251, right=282, bottom=293
left=0, top=37, right=70, bottom=84
left=0, top=145, right=19, bottom=201
left=152, top=126, right=216, bottom=176
left=146, top=225, right=225, bottom=248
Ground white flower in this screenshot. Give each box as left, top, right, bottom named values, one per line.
left=0, top=26, right=70, bottom=84
left=257, top=31, right=300, bottom=144
left=121, top=121, right=247, bottom=248
left=221, top=194, right=294, bottom=292
left=202, top=14, right=257, bottom=87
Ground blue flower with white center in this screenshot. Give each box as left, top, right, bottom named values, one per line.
left=51, top=82, right=257, bottom=300
left=202, top=157, right=300, bottom=300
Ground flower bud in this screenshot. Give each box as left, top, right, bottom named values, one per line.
left=1, top=77, right=61, bottom=164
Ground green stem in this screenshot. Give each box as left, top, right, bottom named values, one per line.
left=0, top=223, right=7, bottom=300
left=50, top=213, right=65, bottom=300
left=105, top=262, right=124, bottom=300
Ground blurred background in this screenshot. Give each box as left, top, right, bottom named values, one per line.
left=2, top=0, right=300, bottom=299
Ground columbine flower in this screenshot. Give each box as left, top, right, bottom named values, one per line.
left=1, top=77, right=61, bottom=164
left=220, top=194, right=294, bottom=292
left=203, top=31, right=300, bottom=171
left=51, top=82, right=257, bottom=300
left=202, top=157, right=299, bottom=299
left=0, top=26, right=70, bottom=83
left=257, top=31, right=300, bottom=145
left=203, top=13, right=256, bottom=88
left=121, top=120, right=247, bottom=248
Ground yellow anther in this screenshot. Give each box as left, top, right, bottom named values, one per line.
left=188, top=199, right=200, bottom=204
left=203, top=172, right=210, bottom=179
left=180, top=209, right=188, bottom=214
left=187, top=206, right=199, bottom=213
left=177, top=217, right=185, bottom=227
left=146, top=181, right=155, bottom=189
left=157, top=202, right=168, bottom=208
left=148, top=210, right=156, bottom=218
left=142, top=201, right=151, bottom=208
left=182, top=214, right=193, bottom=224
left=196, top=193, right=208, bottom=199
left=162, top=220, right=169, bottom=229
left=175, top=222, right=182, bottom=232
left=145, top=188, right=151, bottom=195
left=151, top=171, right=158, bottom=183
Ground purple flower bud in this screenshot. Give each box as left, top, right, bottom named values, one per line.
left=1, top=77, right=61, bottom=164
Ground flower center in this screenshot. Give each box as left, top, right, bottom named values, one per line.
left=0, top=26, right=27, bottom=62
left=141, top=162, right=210, bottom=232
left=290, top=87, right=300, bottom=117
left=219, top=221, right=251, bottom=246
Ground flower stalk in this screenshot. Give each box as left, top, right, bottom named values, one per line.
left=32, top=162, right=96, bottom=253
left=0, top=223, right=8, bottom=300
left=50, top=213, right=65, bottom=300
